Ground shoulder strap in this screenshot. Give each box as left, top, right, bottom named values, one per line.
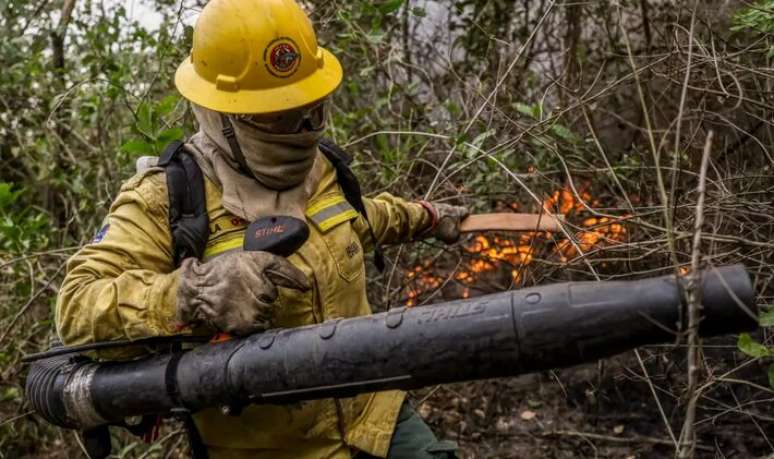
left=158, top=141, right=210, bottom=266
left=319, top=139, right=385, bottom=272
left=157, top=139, right=381, bottom=270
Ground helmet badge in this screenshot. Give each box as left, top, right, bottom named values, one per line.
left=264, top=38, right=301, bottom=78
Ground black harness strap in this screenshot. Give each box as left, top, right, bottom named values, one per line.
left=319, top=139, right=386, bottom=272
left=159, top=141, right=210, bottom=266
left=175, top=409, right=208, bottom=459
left=164, top=352, right=187, bottom=408
left=220, top=114, right=258, bottom=181
left=158, top=142, right=210, bottom=459
left=165, top=350, right=208, bottom=459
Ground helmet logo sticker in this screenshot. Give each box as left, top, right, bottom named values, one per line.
left=264, top=37, right=301, bottom=78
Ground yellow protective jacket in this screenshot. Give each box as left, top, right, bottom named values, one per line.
left=55, top=153, right=433, bottom=459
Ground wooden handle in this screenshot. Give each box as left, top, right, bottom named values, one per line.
left=459, top=213, right=564, bottom=233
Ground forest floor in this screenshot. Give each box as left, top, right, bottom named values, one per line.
left=416, top=338, right=773, bottom=458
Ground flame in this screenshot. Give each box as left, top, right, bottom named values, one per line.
left=403, top=185, right=629, bottom=306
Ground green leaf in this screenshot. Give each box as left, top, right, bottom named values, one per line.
left=533, top=103, right=544, bottom=120
left=156, top=127, right=184, bottom=145
left=759, top=307, right=774, bottom=327
left=379, top=0, right=404, bottom=14
left=365, top=31, right=387, bottom=44
left=0, top=183, right=14, bottom=208
left=551, top=123, right=581, bottom=143
left=768, top=363, right=774, bottom=390
left=471, top=129, right=494, bottom=148
left=121, top=140, right=154, bottom=157
left=515, top=102, right=543, bottom=120
left=527, top=399, right=543, bottom=408
left=1, top=387, right=20, bottom=402
left=445, top=100, right=461, bottom=117
left=738, top=333, right=770, bottom=358
left=156, top=95, right=179, bottom=117
left=411, top=7, right=427, bottom=17
left=0, top=183, right=22, bottom=209
left=358, top=65, right=376, bottom=78
left=136, top=102, right=155, bottom=138
left=515, top=102, right=535, bottom=118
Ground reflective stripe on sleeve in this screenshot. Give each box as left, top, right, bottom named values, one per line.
left=306, top=195, right=359, bottom=232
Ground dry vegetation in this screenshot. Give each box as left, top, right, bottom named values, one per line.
left=1, top=0, right=773, bottom=457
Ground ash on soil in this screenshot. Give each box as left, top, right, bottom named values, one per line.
left=412, top=340, right=773, bottom=458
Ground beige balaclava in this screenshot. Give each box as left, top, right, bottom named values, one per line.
left=187, top=104, right=325, bottom=221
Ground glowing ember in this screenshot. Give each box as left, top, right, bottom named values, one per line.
left=402, top=185, right=628, bottom=306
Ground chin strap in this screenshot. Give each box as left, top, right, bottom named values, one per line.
left=220, top=114, right=258, bottom=181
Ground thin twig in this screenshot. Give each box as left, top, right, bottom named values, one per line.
left=0, top=410, right=34, bottom=427
left=0, top=262, right=66, bottom=347
left=677, top=130, right=713, bottom=458
left=670, top=0, right=699, bottom=243
left=635, top=349, right=679, bottom=449
left=542, top=429, right=714, bottom=453
left=618, top=4, right=680, bottom=271
left=0, top=247, right=79, bottom=270
left=73, top=430, right=93, bottom=459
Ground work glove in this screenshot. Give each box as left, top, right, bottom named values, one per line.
left=420, top=201, right=470, bottom=244
left=176, top=251, right=311, bottom=336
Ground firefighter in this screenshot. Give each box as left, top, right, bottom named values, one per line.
left=55, top=0, right=466, bottom=457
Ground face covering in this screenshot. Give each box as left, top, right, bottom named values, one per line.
left=223, top=118, right=324, bottom=190
left=186, top=104, right=325, bottom=222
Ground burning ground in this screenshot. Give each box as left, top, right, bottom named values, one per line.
left=402, top=185, right=629, bottom=306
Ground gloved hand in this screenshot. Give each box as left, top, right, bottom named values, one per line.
left=420, top=201, right=470, bottom=244
left=176, top=251, right=311, bottom=336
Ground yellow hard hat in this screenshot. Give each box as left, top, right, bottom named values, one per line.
left=174, top=0, right=343, bottom=114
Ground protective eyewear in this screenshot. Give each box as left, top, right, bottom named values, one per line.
left=235, top=100, right=327, bottom=134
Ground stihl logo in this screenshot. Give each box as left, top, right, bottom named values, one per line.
left=254, top=225, right=286, bottom=239
left=417, top=302, right=486, bottom=324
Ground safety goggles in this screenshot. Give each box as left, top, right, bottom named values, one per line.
left=235, top=99, right=327, bottom=135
